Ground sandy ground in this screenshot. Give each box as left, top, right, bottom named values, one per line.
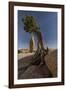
left=18, top=49, right=57, bottom=79
left=45, top=49, right=57, bottom=77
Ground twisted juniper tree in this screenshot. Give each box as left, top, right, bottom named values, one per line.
left=22, top=16, right=48, bottom=65
left=22, top=16, right=37, bottom=52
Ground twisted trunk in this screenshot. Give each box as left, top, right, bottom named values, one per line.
left=32, top=30, right=48, bottom=65
left=33, top=30, right=44, bottom=50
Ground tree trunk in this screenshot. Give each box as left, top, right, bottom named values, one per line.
left=29, top=33, right=35, bottom=52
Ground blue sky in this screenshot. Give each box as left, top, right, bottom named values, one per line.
left=18, top=10, right=57, bottom=49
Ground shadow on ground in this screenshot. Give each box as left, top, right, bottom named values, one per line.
left=18, top=49, right=57, bottom=79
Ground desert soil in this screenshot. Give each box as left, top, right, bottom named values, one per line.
left=18, top=49, right=57, bottom=79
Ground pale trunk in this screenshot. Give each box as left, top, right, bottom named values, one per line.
left=29, top=33, right=35, bottom=52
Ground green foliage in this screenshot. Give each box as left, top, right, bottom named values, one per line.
left=22, top=15, right=42, bottom=52
left=22, top=16, right=40, bottom=33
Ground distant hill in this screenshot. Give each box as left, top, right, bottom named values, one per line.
left=18, top=48, right=36, bottom=54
